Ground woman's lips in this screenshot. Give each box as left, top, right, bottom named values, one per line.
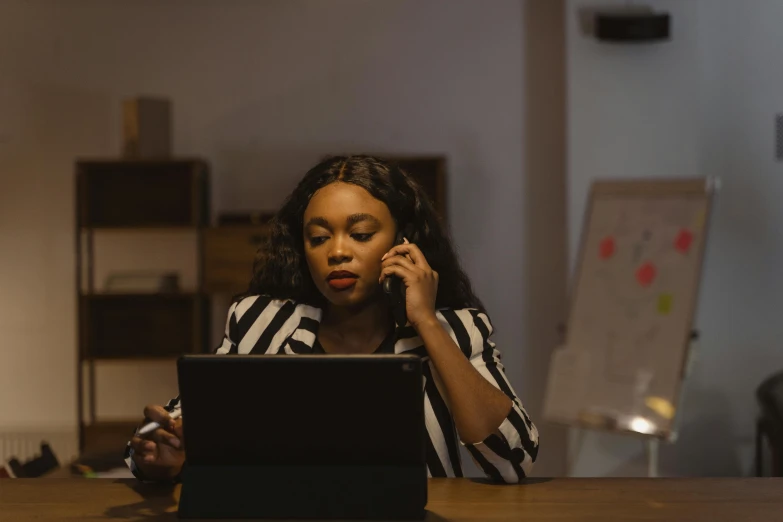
left=327, top=271, right=358, bottom=291
left=327, top=277, right=357, bottom=290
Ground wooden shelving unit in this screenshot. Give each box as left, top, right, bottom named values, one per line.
left=75, top=159, right=211, bottom=452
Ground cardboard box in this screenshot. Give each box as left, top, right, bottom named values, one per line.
left=122, top=97, right=172, bottom=158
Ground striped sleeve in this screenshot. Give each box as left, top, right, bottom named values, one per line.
left=453, top=309, right=539, bottom=483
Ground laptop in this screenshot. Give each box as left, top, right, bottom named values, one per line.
left=176, top=354, right=427, bottom=520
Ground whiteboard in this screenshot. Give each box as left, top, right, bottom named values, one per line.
left=543, top=179, right=715, bottom=439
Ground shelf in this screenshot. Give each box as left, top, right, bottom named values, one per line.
left=80, top=293, right=210, bottom=359
left=80, top=225, right=204, bottom=232
left=81, top=355, right=183, bottom=363
left=80, top=292, right=206, bottom=299
left=75, top=157, right=206, bottom=165
left=76, top=159, right=209, bottom=228
left=75, top=158, right=212, bottom=453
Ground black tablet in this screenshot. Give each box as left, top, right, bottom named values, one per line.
left=176, top=354, right=427, bottom=520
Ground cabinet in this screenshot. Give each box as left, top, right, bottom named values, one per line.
left=202, top=225, right=269, bottom=294
left=75, top=159, right=210, bottom=451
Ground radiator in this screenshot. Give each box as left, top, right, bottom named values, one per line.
left=0, top=428, right=78, bottom=466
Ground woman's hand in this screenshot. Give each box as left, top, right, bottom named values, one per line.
left=380, top=239, right=439, bottom=329
left=130, top=405, right=185, bottom=480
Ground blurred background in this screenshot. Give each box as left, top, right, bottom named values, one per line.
left=1, top=0, right=782, bottom=479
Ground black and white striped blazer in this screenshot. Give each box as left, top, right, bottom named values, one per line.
left=127, top=295, right=539, bottom=483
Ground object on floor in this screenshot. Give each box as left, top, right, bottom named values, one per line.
left=0, top=443, right=59, bottom=478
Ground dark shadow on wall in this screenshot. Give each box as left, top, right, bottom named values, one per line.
left=658, top=387, right=744, bottom=477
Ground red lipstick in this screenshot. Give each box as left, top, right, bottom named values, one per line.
left=327, top=270, right=358, bottom=291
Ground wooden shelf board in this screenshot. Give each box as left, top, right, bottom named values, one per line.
left=81, top=356, right=185, bottom=363
left=80, top=292, right=206, bottom=298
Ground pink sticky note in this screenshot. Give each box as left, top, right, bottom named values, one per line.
left=599, top=237, right=616, bottom=260
left=675, top=229, right=694, bottom=254
left=636, top=262, right=657, bottom=288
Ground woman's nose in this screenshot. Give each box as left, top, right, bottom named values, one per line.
left=328, top=236, right=353, bottom=264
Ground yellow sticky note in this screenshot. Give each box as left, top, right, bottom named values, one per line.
left=657, top=294, right=673, bottom=315
left=645, top=396, right=676, bottom=420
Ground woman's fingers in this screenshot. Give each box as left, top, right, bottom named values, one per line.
left=133, top=433, right=182, bottom=466
left=149, top=427, right=181, bottom=449
left=171, top=418, right=184, bottom=441
left=130, top=436, right=154, bottom=454
left=142, top=404, right=180, bottom=433
left=381, top=242, right=429, bottom=267
left=131, top=436, right=158, bottom=464
left=143, top=404, right=170, bottom=422
left=379, top=258, right=423, bottom=284
left=379, top=264, right=419, bottom=285
left=133, top=405, right=185, bottom=472
left=381, top=253, right=419, bottom=272
left=380, top=264, right=437, bottom=285
left=141, top=404, right=181, bottom=437
left=380, top=250, right=438, bottom=285
left=402, top=238, right=414, bottom=263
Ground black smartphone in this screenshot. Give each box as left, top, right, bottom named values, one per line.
left=383, top=224, right=415, bottom=327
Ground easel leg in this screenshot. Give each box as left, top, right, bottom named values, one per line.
left=646, top=438, right=659, bottom=478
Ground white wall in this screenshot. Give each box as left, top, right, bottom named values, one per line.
left=691, top=0, right=783, bottom=476
left=566, top=0, right=783, bottom=476
left=0, top=0, right=567, bottom=475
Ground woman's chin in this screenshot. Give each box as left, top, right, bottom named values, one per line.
left=322, top=287, right=378, bottom=309
left=323, top=287, right=360, bottom=306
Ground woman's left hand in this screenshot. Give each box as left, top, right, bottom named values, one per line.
left=380, top=239, right=439, bottom=328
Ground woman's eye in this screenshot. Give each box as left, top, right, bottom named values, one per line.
left=352, top=233, right=374, bottom=242
left=309, top=236, right=328, bottom=246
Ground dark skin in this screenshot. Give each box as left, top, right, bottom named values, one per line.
left=303, top=183, right=396, bottom=353
left=131, top=182, right=511, bottom=479
left=129, top=405, right=184, bottom=481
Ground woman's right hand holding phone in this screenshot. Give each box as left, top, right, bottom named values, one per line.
left=130, top=404, right=185, bottom=480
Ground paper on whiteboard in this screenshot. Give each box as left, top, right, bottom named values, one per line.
left=543, top=347, right=592, bottom=423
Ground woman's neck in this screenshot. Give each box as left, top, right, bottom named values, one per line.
left=319, top=298, right=393, bottom=353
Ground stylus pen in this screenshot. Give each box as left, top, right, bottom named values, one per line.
left=137, top=409, right=182, bottom=436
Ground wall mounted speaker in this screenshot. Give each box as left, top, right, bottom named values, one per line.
left=595, top=9, right=670, bottom=42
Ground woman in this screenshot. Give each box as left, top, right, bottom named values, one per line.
left=126, top=155, right=539, bottom=483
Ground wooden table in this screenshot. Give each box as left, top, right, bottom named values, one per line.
left=1, top=478, right=781, bottom=521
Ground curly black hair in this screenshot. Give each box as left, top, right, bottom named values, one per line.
left=242, top=155, right=484, bottom=311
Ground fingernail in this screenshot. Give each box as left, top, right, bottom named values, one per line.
left=403, top=237, right=409, bottom=244
left=381, top=253, right=388, bottom=260
left=169, top=438, right=181, bottom=448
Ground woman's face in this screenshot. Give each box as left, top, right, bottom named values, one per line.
left=303, top=182, right=397, bottom=308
